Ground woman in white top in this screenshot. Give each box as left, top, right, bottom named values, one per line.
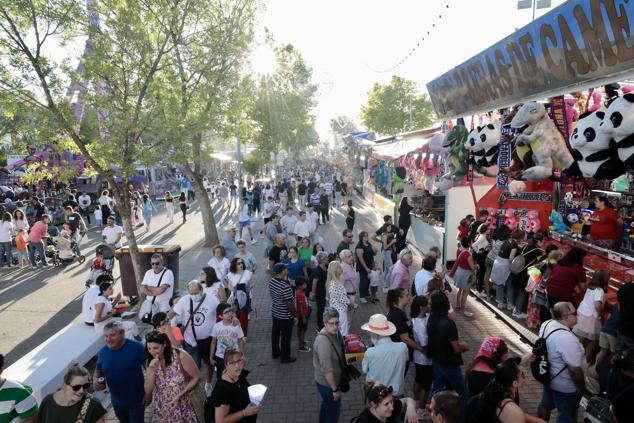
left=0, top=212, right=13, bottom=268
left=227, top=257, right=253, bottom=335
left=207, top=245, right=230, bottom=283
left=326, top=260, right=350, bottom=336
left=93, top=281, right=122, bottom=333
left=200, top=266, right=226, bottom=310
left=12, top=209, right=29, bottom=232
left=98, top=190, right=113, bottom=221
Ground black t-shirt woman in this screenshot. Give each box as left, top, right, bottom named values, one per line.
left=212, top=349, right=259, bottom=422
left=355, top=231, right=377, bottom=302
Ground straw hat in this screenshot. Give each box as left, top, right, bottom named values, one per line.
left=361, top=314, right=396, bottom=337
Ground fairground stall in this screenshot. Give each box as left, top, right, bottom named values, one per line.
left=426, top=0, right=634, bottom=310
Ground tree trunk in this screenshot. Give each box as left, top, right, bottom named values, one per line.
left=181, top=163, right=219, bottom=247
left=107, top=175, right=145, bottom=294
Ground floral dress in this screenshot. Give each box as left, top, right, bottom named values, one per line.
left=151, top=352, right=199, bottom=423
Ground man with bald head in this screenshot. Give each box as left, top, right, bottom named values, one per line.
left=537, top=301, right=586, bottom=423
left=268, top=233, right=288, bottom=273
left=168, top=280, right=217, bottom=395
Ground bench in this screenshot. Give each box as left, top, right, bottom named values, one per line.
left=3, top=323, right=104, bottom=401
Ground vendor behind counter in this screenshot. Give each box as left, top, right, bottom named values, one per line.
left=589, top=196, right=624, bottom=248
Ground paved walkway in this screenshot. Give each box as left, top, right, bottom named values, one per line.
left=102, top=194, right=571, bottom=422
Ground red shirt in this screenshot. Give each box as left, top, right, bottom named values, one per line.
left=296, top=291, right=309, bottom=319
left=545, top=263, right=587, bottom=301
left=456, top=249, right=472, bottom=270
left=589, top=207, right=621, bottom=241
left=27, top=221, right=48, bottom=243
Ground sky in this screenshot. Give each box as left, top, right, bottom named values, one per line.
left=258, top=0, right=568, bottom=142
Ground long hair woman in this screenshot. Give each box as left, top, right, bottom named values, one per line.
left=144, top=331, right=200, bottom=422
left=326, top=260, right=349, bottom=336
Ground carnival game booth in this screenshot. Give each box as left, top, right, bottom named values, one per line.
left=426, top=0, right=634, bottom=312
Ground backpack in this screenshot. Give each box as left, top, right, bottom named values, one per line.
left=531, top=320, right=569, bottom=385
left=583, top=368, right=634, bottom=423
left=509, top=245, right=527, bottom=274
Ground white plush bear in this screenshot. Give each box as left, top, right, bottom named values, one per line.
left=599, top=93, right=634, bottom=169
left=510, top=102, right=575, bottom=181
left=568, top=109, right=625, bottom=179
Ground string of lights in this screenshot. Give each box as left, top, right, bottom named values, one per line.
left=367, top=3, right=452, bottom=74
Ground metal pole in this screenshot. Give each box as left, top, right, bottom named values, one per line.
left=532, top=0, right=536, bottom=21
left=236, top=132, right=242, bottom=194
left=409, top=95, right=413, bottom=130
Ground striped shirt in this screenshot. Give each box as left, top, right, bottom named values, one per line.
left=269, top=277, right=294, bottom=319
left=0, top=379, right=38, bottom=423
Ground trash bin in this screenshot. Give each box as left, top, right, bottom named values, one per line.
left=115, top=244, right=181, bottom=297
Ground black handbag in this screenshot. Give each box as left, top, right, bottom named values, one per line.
left=141, top=268, right=167, bottom=323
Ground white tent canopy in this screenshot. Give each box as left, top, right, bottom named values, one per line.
left=370, top=133, right=438, bottom=161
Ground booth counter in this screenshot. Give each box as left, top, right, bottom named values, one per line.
left=408, top=214, right=445, bottom=254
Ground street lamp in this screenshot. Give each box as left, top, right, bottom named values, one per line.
left=517, top=0, right=551, bottom=21
left=236, top=111, right=247, bottom=194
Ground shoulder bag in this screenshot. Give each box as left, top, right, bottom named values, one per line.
left=140, top=268, right=167, bottom=323
left=184, top=294, right=206, bottom=342
left=318, top=333, right=361, bottom=392
left=75, top=393, right=92, bottom=423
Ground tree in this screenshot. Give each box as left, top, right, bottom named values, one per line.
left=360, top=76, right=436, bottom=136
left=158, top=0, right=258, bottom=247
left=251, top=41, right=319, bottom=159
left=0, top=0, right=192, bottom=289
left=329, top=115, right=358, bottom=136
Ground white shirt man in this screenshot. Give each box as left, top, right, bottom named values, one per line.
left=263, top=199, right=274, bottom=220
left=78, top=193, right=91, bottom=210
left=537, top=302, right=587, bottom=422
left=171, top=285, right=217, bottom=347
left=139, top=257, right=174, bottom=312
left=82, top=284, right=101, bottom=324
left=294, top=213, right=311, bottom=239
left=102, top=218, right=124, bottom=248
left=280, top=208, right=298, bottom=244
left=307, top=207, right=319, bottom=232
left=414, top=256, right=438, bottom=296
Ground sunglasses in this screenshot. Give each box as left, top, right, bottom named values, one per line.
left=237, top=261, right=244, bottom=265
left=151, top=262, right=161, bottom=266
left=71, top=383, right=91, bottom=392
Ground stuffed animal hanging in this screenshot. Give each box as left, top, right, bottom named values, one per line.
left=441, top=126, right=470, bottom=182
left=510, top=102, right=575, bottom=181
left=549, top=210, right=568, bottom=234
left=567, top=109, right=626, bottom=179
left=599, top=93, right=634, bottom=169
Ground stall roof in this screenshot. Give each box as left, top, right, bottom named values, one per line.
left=371, top=126, right=441, bottom=160
left=426, top=0, right=634, bottom=119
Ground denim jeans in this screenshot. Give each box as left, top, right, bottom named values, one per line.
left=381, top=250, right=393, bottom=286
left=506, top=275, right=516, bottom=306
left=315, top=382, right=341, bottom=423
left=28, top=241, right=46, bottom=267
left=184, top=341, right=202, bottom=368
left=431, top=362, right=469, bottom=410
left=334, top=191, right=342, bottom=207
left=0, top=242, right=12, bottom=267
left=495, top=281, right=506, bottom=303
left=113, top=402, right=145, bottom=423
left=539, top=385, right=581, bottom=423
left=515, top=289, right=528, bottom=313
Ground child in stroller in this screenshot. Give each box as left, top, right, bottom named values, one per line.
left=50, top=223, right=86, bottom=266
left=85, top=244, right=115, bottom=287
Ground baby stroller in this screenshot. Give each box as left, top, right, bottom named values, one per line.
left=85, top=244, right=116, bottom=286
left=50, top=235, right=86, bottom=267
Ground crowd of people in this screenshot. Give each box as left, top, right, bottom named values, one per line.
left=3, top=163, right=634, bottom=423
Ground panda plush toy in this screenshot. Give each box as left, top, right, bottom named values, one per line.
left=476, top=123, right=500, bottom=167
left=464, top=128, right=486, bottom=162
left=600, top=93, right=634, bottom=169
left=567, top=109, right=626, bottom=179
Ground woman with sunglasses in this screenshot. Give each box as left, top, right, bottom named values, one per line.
left=38, top=363, right=106, bottom=422
left=227, top=257, right=253, bottom=335
left=235, top=240, right=258, bottom=273
left=212, top=348, right=260, bottom=422
left=144, top=331, right=200, bottom=423
left=352, top=381, right=418, bottom=423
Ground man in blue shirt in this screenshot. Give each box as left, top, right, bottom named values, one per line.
left=94, top=322, right=145, bottom=423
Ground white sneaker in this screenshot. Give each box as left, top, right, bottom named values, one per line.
left=475, top=291, right=487, bottom=299
left=514, top=312, right=527, bottom=319
left=507, top=303, right=515, bottom=311
left=497, top=302, right=506, bottom=309
left=462, top=310, right=475, bottom=317
left=360, top=298, right=368, bottom=304
left=251, top=239, right=257, bottom=245
left=204, top=383, right=213, bottom=397
left=382, top=286, right=389, bottom=294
